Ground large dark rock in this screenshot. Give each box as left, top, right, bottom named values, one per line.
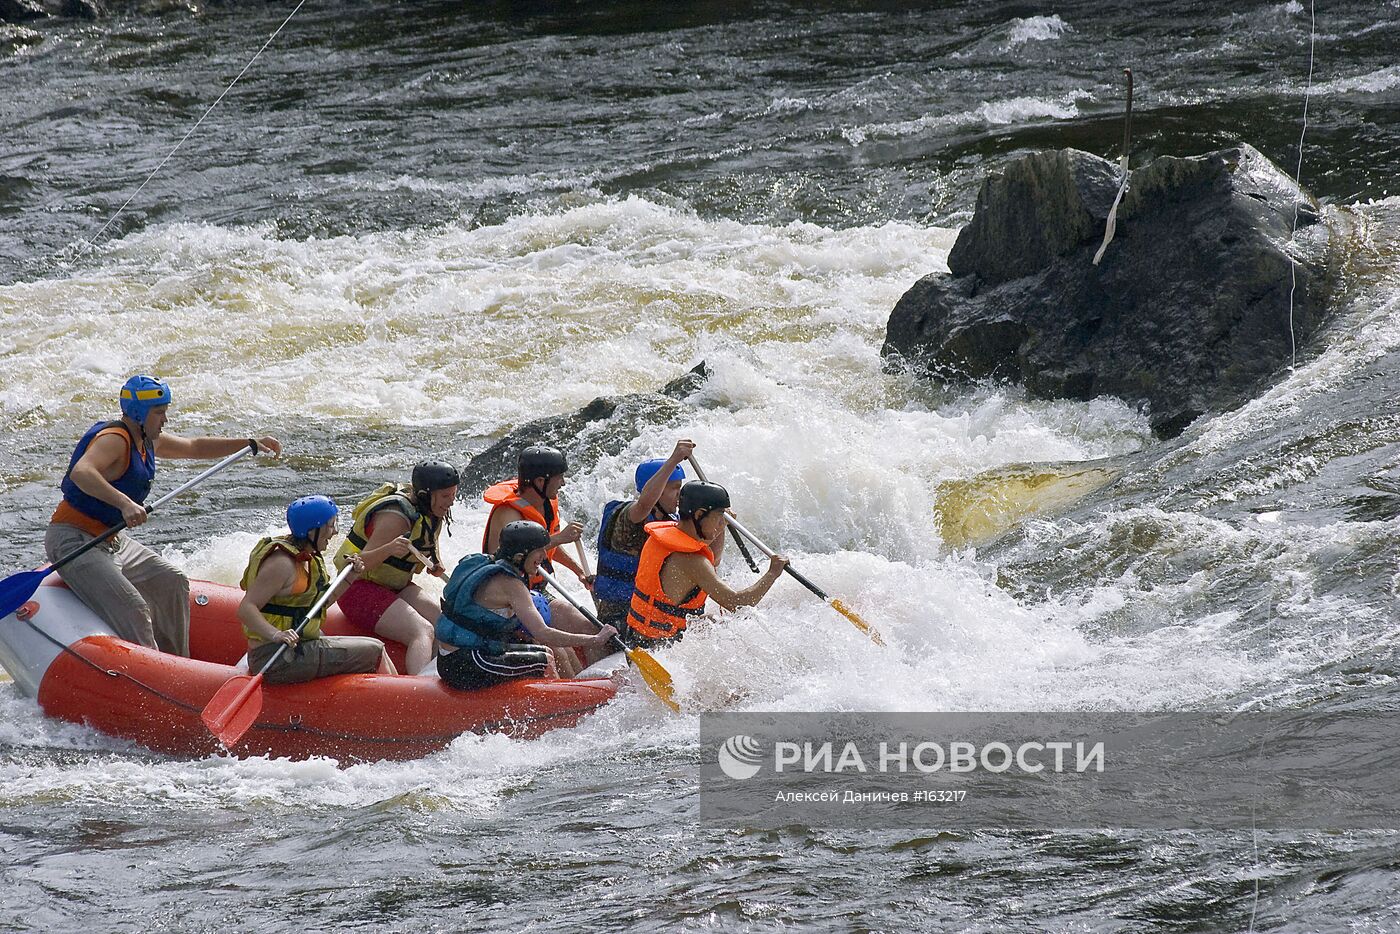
left=458, top=362, right=709, bottom=496
left=883, top=144, right=1337, bottom=437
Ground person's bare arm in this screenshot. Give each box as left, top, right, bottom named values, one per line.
left=549, top=546, right=584, bottom=579
left=155, top=434, right=281, bottom=459
left=484, top=504, right=524, bottom=556
left=358, top=510, right=415, bottom=571
left=329, top=554, right=365, bottom=600
left=507, top=583, right=615, bottom=648
left=627, top=438, right=694, bottom=523
left=669, top=552, right=787, bottom=612
left=237, top=552, right=300, bottom=646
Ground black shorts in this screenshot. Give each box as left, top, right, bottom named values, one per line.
left=437, top=645, right=550, bottom=690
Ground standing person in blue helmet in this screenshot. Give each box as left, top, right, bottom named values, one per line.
left=46, top=375, right=282, bottom=656
left=593, top=440, right=725, bottom=632
left=238, top=496, right=394, bottom=684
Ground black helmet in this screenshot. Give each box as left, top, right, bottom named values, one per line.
left=412, top=460, right=460, bottom=494
left=678, top=480, right=730, bottom=517
left=496, top=520, right=552, bottom=565
left=518, top=444, right=568, bottom=482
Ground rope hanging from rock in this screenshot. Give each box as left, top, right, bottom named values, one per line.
left=1092, top=68, right=1133, bottom=267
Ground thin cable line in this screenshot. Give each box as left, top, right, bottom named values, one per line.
left=1285, top=0, right=1317, bottom=373
left=76, top=0, right=308, bottom=257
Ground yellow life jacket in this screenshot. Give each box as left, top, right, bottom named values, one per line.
left=334, top=483, right=441, bottom=591
left=240, top=535, right=328, bottom=641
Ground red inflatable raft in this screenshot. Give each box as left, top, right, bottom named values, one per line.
left=0, top=579, right=618, bottom=762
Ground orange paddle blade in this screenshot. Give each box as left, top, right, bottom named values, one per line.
left=200, top=673, right=266, bottom=747
left=830, top=598, right=885, bottom=646
left=625, top=646, right=680, bottom=712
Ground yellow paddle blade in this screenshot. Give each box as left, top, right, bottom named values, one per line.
left=625, top=646, right=680, bottom=713
left=830, top=598, right=885, bottom=646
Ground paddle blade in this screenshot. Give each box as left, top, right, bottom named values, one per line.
left=625, top=647, right=680, bottom=713
left=0, top=568, right=50, bottom=621
left=830, top=598, right=885, bottom=646
left=200, top=674, right=266, bottom=747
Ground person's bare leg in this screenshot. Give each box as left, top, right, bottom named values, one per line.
left=374, top=600, right=434, bottom=674
left=548, top=600, right=610, bottom=667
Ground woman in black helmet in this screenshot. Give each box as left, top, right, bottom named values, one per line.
left=481, top=444, right=589, bottom=589
left=436, top=521, right=618, bottom=689
left=332, top=460, right=459, bottom=674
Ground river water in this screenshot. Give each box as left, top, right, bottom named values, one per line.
left=2, top=1, right=1399, bottom=930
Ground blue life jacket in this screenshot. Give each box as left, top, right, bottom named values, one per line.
left=59, top=420, right=156, bottom=527
left=595, top=499, right=677, bottom=604
left=436, top=554, right=528, bottom=654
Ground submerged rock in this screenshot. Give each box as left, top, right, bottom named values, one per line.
left=458, top=363, right=709, bottom=496
left=62, top=0, right=105, bottom=18
left=0, top=23, right=42, bottom=47
left=883, top=144, right=1338, bottom=437
left=934, top=460, right=1122, bottom=549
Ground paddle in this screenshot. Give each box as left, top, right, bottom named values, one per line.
left=572, top=538, right=599, bottom=587
left=685, top=455, right=885, bottom=646
left=405, top=542, right=442, bottom=576
left=684, top=456, right=760, bottom=572
left=0, top=444, right=258, bottom=621
left=200, top=562, right=356, bottom=748
left=538, top=568, right=680, bottom=713
left=724, top=514, right=885, bottom=645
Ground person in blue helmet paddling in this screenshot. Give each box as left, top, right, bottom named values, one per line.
left=593, top=439, right=717, bottom=630
left=46, top=375, right=282, bottom=656
left=435, top=521, right=617, bottom=690
left=237, top=496, right=395, bottom=684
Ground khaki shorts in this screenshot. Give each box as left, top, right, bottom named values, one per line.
left=247, top=635, right=385, bottom=685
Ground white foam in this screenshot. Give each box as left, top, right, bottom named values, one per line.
left=1312, top=64, right=1400, bottom=96
left=763, top=97, right=810, bottom=116
left=1005, top=15, right=1071, bottom=47
left=842, top=90, right=1092, bottom=145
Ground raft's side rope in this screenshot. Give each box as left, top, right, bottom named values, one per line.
left=1285, top=0, right=1317, bottom=372
left=17, top=614, right=205, bottom=713
left=78, top=0, right=308, bottom=256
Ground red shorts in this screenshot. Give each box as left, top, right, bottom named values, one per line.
left=336, top=578, right=402, bottom=634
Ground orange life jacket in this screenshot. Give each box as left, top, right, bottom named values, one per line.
left=482, top=479, right=560, bottom=586
left=627, top=521, right=715, bottom=640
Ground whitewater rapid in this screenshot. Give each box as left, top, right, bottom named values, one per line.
left=5, top=195, right=1331, bottom=813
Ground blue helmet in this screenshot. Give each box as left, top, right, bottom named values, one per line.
left=635, top=458, right=685, bottom=492
left=287, top=495, right=339, bottom=539
left=119, top=375, right=172, bottom=424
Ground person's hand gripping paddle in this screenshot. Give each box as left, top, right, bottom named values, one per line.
left=200, top=562, right=356, bottom=748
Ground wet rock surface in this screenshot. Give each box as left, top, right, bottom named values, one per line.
left=884, top=144, right=1338, bottom=438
